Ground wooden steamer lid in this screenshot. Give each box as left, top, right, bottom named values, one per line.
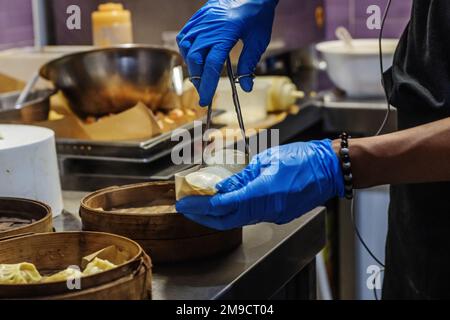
left=80, top=182, right=242, bottom=263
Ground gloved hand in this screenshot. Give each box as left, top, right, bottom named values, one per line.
left=177, top=0, right=279, bottom=106
left=176, top=139, right=345, bottom=230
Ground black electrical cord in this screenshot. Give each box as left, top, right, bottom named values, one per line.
left=349, top=0, right=392, bottom=300
left=375, top=0, right=393, bottom=136
left=372, top=268, right=385, bottom=300
left=350, top=193, right=385, bottom=267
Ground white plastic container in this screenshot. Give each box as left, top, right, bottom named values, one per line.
left=316, top=39, right=398, bottom=98
left=0, top=125, right=63, bottom=216
left=214, top=78, right=269, bottom=125
left=256, top=76, right=304, bottom=112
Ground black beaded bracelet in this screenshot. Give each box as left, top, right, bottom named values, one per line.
left=339, top=132, right=354, bottom=200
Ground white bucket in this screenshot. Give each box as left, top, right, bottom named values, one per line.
left=0, top=124, right=63, bottom=216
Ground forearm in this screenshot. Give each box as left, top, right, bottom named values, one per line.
left=332, top=117, right=450, bottom=188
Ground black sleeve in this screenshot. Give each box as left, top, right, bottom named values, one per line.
left=384, top=0, right=450, bottom=125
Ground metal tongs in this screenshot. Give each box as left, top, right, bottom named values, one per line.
left=225, top=56, right=250, bottom=156
left=192, top=56, right=252, bottom=165
left=203, top=56, right=251, bottom=160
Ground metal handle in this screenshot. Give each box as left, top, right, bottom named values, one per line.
left=15, top=71, right=40, bottom=109
left=226, top=56, right=250, bottom=156
left=202, top=102, right=213, bottom=166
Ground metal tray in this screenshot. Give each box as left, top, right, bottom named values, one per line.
left=56, top=110, right=223, bottom=162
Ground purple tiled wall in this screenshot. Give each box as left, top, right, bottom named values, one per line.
left=325, top=0, right=412, bottom=40
left=49, top=0, right=206, bottom=45
left=50, top=0, right=99, bottom=45
left=0, top=0, right=34, bottom=50
left=50, top=0, right=325, bottom=49
left=272, top=0, right=325, bottom=50
left=0, top=0, right=412, bottom=52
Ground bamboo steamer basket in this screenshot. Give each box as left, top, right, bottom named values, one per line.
left=0, top=197, right=53, bottom=240
left=0, top=232, right=152, bottom=300
left=80, top=182, right=242, bottom=263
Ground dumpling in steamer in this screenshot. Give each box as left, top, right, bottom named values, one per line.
left=42, top=267, right=83, bottom=283
left=83, top=257, right=116, bottom=276
left=0, top=263, right=42, bottom=284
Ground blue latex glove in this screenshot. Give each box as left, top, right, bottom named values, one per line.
left=177, top=0, right=279, bottom=106
left=176, top=139, right=345, bottom=230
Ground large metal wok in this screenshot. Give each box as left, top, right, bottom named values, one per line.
left=39, top=45, right=182, bottom=118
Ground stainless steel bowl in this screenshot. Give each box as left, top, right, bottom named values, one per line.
left=39, top=45, right=182, bottom=118
left=0, top=89, right=55, bottom=124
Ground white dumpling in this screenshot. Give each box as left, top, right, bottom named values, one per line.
left=42, top=267, right=83, bottom=283
left=0, top=263, right=42, bottom=284
left=83, top=258, right=116, bottom=276
left=185, top=166, right=233, bottom=195
left=204, top=149, right=247, bottom=173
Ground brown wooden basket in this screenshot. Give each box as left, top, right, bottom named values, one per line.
left=80, top=182, right=242, bottom=263
left=0, top=231, right=152, bottom=300
left=0, top=197, right=53, bottom=240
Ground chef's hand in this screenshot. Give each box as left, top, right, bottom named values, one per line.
left=177, top=0, right=279, bottom=106
left=176, top=140, right=345, bottom=230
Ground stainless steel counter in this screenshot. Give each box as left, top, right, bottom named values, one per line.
left=57, top=191, right=326, bottom=300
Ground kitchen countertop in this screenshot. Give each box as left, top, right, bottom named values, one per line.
left=56, top=191, right=326, bottom=300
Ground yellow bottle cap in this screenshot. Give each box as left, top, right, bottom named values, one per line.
left=98, top=3, right=124, bottom=11
left=92, top=3, right=131, bottom=25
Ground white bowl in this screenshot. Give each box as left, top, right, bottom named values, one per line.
left=316, top=39, right=398, bottom=98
